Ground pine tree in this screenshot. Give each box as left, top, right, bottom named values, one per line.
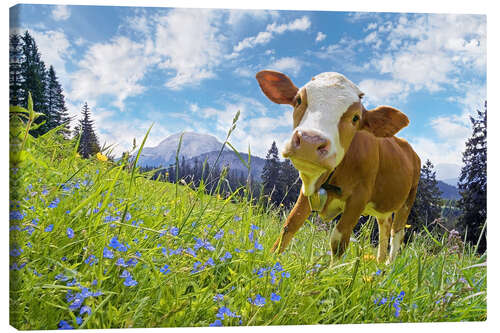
left=9, top=33, right=24, bottom=106
left=407, top=159, right=442, bottom=231
left=458, top=101, right=487, bottom=253
left=47, top=65, right=71, bottom=136
left=78, top=102, right=100, bottom=158
left=20, top=31, right=49, bottom=136
left=278, top=159, right=301, bottom=208
left=261, top=141, right=283, bottom=206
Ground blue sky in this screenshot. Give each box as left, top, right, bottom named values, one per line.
left=10, top=4, right=486, bottom=180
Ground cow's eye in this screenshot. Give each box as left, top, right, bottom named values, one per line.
left=296, top=96, right=302, bottom=106
left=353, top=114, right=360, bottom=122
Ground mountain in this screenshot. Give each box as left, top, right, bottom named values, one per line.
left=441, top=178, right=459, bottom=187
left=185, top=150, right=266, bottom=181
left=137, top=132, right=227, bottom=167
left=437, top=180, right=460, bottom=200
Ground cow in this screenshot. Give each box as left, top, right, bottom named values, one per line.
left=256, top=70, right=421, bottom=264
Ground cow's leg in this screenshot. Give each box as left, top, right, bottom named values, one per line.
left=330, top=189, right=369, bottom=260
left=271, top=191, right=311, bottom=253
left=387, top=185, right=418, bottom=264
left=376, top=216, right=392, bottom=264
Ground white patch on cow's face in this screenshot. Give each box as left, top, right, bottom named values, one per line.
left=296, top=72, right=363, bottom=167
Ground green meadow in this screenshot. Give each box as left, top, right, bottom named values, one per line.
left=9, top=111, right=486, bottom=330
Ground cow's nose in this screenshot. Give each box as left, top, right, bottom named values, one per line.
left=288, top=130, right=331, bottom=159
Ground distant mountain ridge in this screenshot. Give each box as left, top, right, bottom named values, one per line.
left=137, top=132, right=227, bottom=167
left=437, top=180, right=460, bottom=200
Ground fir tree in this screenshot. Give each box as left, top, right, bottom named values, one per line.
left=261, top=141, right=283, bottom=206
left=408, top=159, right=442, bottom=231
left=9, top=33, right=24, bottom=106
left=278, top=159, right=301, bottom=208
left=20, top=31, right=49, bottom=136
left=458, top=102, right=487, bottom=253
left=47, top=65, right=71, bottom=136
left=78, top=102, right=100, bottom=158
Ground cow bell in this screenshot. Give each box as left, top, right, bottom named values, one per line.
left=308, top=187, right=328, bottom=212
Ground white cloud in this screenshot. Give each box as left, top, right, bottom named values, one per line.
left=358, top=78, right=410, bottom=106
left=154, top=8, right=226, bottom=90
left=52, top=5, right=71, bottom=21
left=226, top=9, right=279, bottom=26
left=94, top=111, right=172, bottom=156
left=315, top=31, right=326, bottom=42
left=268, top=57, right=302, bottom=76
left=70, top=36, right=156, bottom=110
left=234, top=67, right=254, bottom=78
left=233, top=16, right=311, bottom=54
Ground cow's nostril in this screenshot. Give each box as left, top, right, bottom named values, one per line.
left=292, top=131, right=301, bottom=148
left=317, top=141, right=330, bottom=156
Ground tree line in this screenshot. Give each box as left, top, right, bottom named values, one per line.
left=10, top=31, right=101, bottom=158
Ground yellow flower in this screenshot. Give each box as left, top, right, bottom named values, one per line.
left=363, top=253, right=376, bottom=261
left=362, top=275, right=374, bottom=283
left=405, top=224, right=412, bottom=228
left=96, top=152, right=108, bottom=162
left=75, top=153, right=80, bottom=158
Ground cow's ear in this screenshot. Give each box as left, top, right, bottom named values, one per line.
left=256, top=70, right=298, bottom=105
left=361, top=105, right=409, bottom=137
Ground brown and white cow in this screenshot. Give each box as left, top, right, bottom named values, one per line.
left=256, top=70, right=421, bottom=264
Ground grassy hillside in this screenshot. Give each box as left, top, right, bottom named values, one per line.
left=9, top=128, right=486, bottom=330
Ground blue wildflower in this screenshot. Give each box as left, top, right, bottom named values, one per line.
left=10, top=246, right=23, bottom=257
left=376, top=269, right=382, bottom=276
left=75, top=317, right=83, bottom=325
left=10, top=262, right=27, bottom=270
left=254, top=240, right=264, bottom=251
left=214, top=229, right=224, bottom=240
left=58, top=320, right=73, bottom=329
left=250, top=224, right=259, bottom=230
left=116, top=258, right=126, bottom=266
left=123, top=276, right=137, bottom=287
left=120, top=270, right=131, bottom=279
left=55, top=273, right=69, bottom=281
left=194, top=237, right=215, bottom=252
left=220, top=251, right=232, bottom=262
left=233, top=215, right=242, bottom=222
left=270, top=292, right=281, bottom=302
left=103, top=247, right=114, bottom=259
left=84, top=255, right=98, bottom=266
left=185, top=247, right=197, bottom=257
left=205, top=257, right=215, bottom=266
left=48, top=197, right=60, bottom=208
left=160, top=264, right=171, bottom=275
left=80, top=306, right=91, bottom=316
left=45, top=224, right=54, bottom=232
left=169, top=247, right=183, bottom=256
left=248, top=294, right=266, bottom=307
left=209, top=319, right=222, bottom=327
left=10, top=210, right=25, bottom=220
left=213, top=293, right=224, bottom=302
left=126, top=258, right=138, bottom=267
left=248, top=230, right=255, bottom=242
left=170, top=226, right=179, bottom=236
left=41, top=189, right=49, bottom=195
left=67, top=228, right=74, bottom=239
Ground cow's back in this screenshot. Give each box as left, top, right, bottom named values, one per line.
left=370, top=136, right=420, bottom=213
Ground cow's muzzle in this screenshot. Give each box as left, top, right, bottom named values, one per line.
left=282, top=130, right=331, bottom=162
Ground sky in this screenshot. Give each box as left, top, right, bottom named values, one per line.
left=9, top=3, right=486, bottom=181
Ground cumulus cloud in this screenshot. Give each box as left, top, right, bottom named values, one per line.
left=233, top=16, right=311, bottom=53
left=52, top=5, right=71, bottom=21
left=267, top=57, right=302, bottom=76
left=315, top=31, right=326, bottom=42
left=70, top=36, right=156, bottom=110
left=154, top=8, right=226, bottom=90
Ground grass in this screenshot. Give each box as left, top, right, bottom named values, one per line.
left=9, top=122, right=486, bottom=330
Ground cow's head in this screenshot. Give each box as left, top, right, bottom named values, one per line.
left=256, top=70, right=409, bottom=196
